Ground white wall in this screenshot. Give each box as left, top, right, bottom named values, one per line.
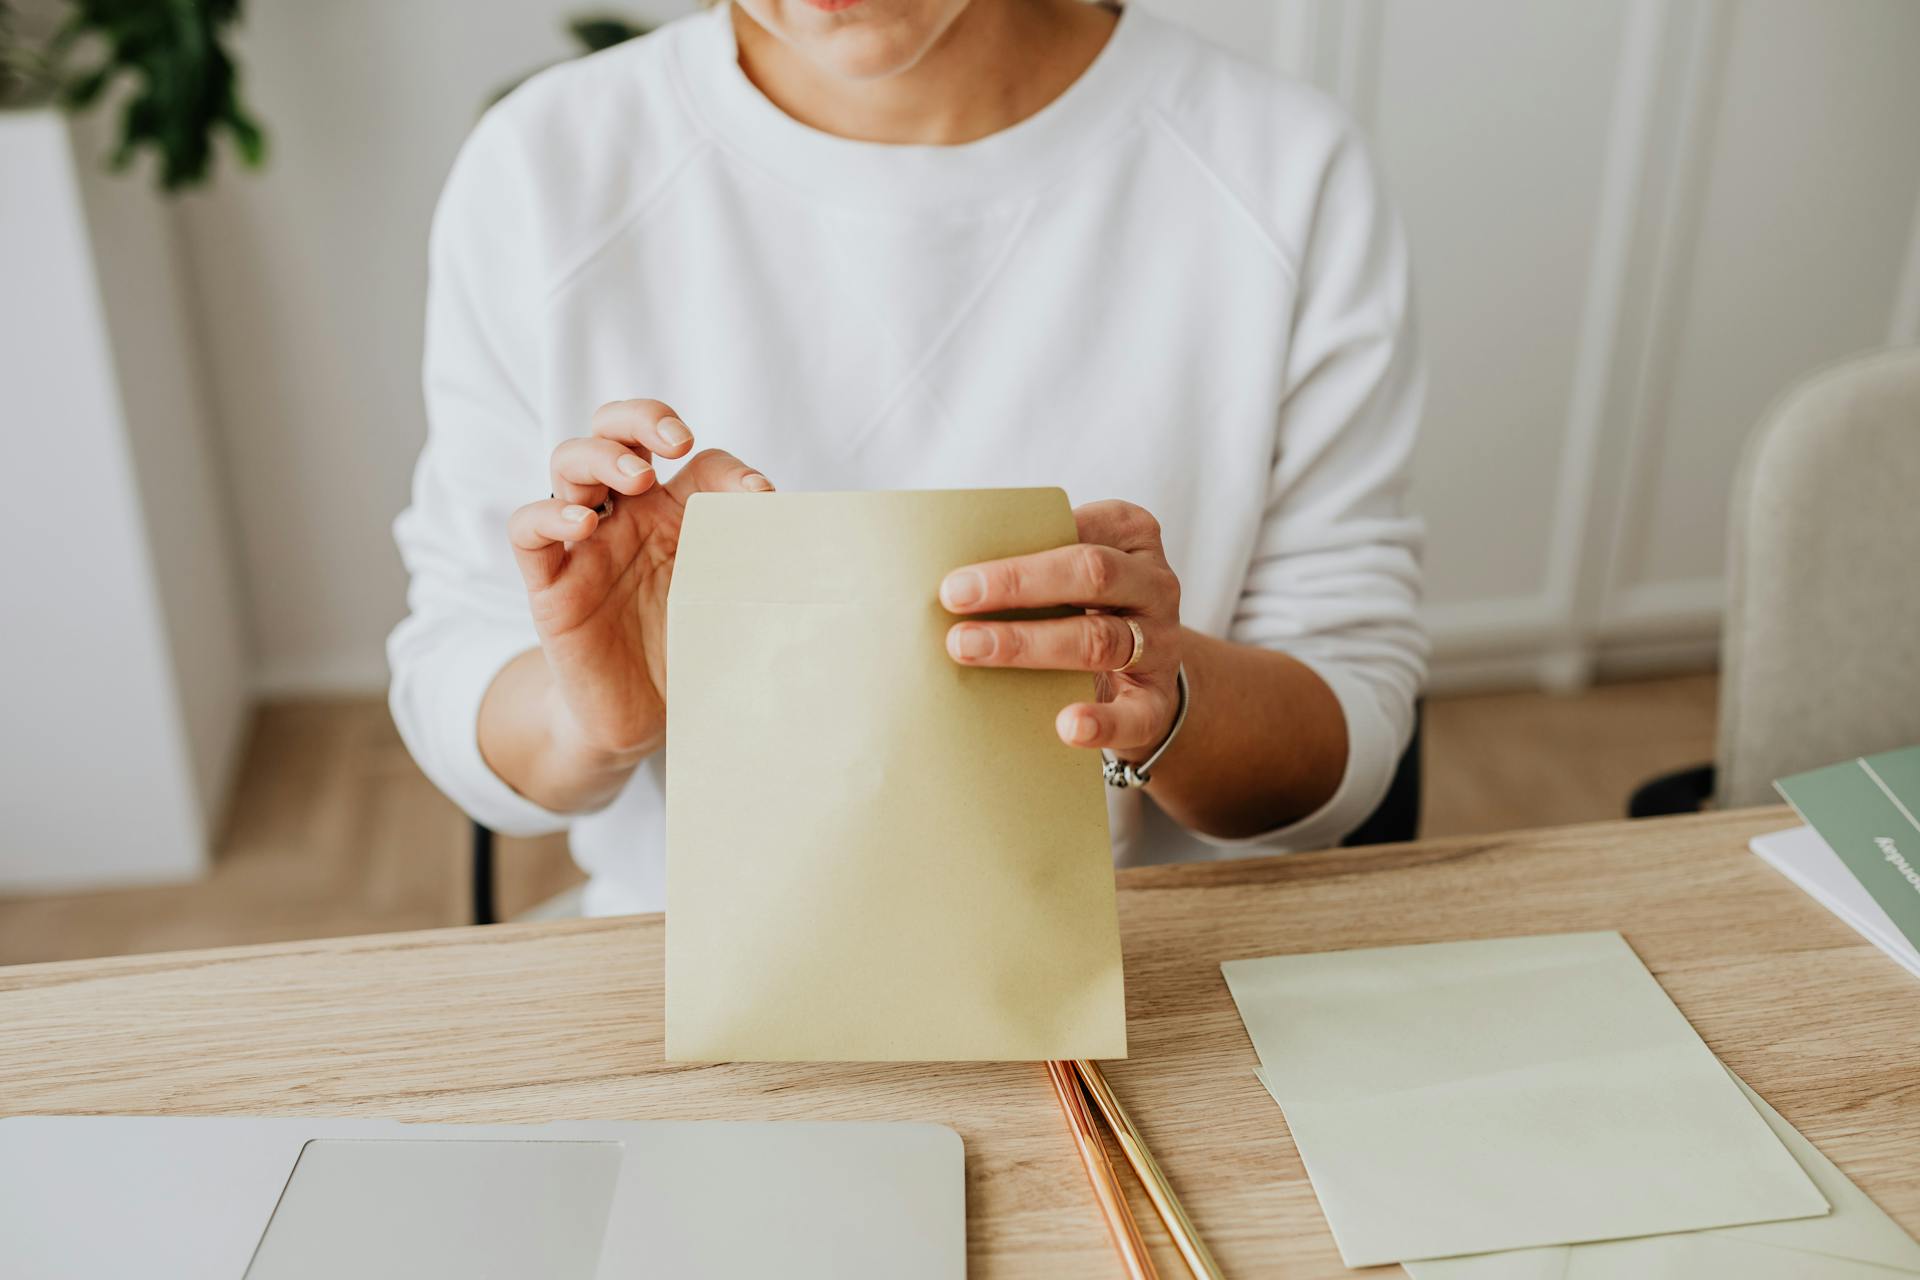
left=179, top=0, right=1920, bottom=696
left=177, top=0, right=696, bottom=693
left=1183, top=0, right=1920, bottom=689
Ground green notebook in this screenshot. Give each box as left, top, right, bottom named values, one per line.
left=1775, top=746, right=1920, bottom=953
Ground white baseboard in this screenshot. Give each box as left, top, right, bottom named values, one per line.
left=1590, top=633, right=1720, bottom=682
left=1600, top=576, right=1725, bottom=641
left=253, top=648, right=390, bottom=699
left=1425, top=652, right=1561, bottom=695
left=1423, top=577, right=1722, bottom=694
left=1422, top=594, right=1565, bottom=654
left=1428, top=632, right=1718, bottom=695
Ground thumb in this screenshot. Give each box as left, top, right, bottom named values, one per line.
left=664, top=448, right=774, bottom=502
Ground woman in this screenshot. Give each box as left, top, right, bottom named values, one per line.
left=390, top=0, right=1426, bottom=916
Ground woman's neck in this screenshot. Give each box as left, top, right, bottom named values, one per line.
left=732, top=0, right=1118, bottom=146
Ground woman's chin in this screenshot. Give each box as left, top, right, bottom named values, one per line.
left=743, top=0, right=965, bottom=83
left=812, top=32, right=939, bottom=80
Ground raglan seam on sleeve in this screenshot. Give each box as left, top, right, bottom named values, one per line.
left=1141, top=103, right=1303, bottom=292
left=539, top=136, right=714, bottom=309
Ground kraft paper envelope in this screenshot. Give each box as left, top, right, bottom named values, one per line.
left=1391, top=1071, right=1920, bottom=1279
left=664, top=488, right=1127, bottom=1062
left=1221, top=932, right=1826, bottom=1266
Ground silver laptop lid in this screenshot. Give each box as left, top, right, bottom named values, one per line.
left=0, top=1117, right=965, bottom=1280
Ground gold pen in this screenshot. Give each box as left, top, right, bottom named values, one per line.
left=1072, top=1059, right=1225, bottom=1280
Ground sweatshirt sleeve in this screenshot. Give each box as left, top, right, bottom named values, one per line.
left=1215, top=126, right=1429, bottom=852
left=386, top=116, right=573, bottom=837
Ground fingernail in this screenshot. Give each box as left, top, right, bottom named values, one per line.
left=949, top=627, right=994, bottom=660
left=1064, top=711, right=1099, bottom=744
left=941, top=571, right=985, bottom=609
left=564, top=504, right=594, bottom=523
left=658, top=417, right=692, bottom=447
left=742, top=472, right=773, bottom=492
left=617, top=454, right=650, bottom=478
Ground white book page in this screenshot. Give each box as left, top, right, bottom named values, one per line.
left=1752, top=826, right=1920, bottom=977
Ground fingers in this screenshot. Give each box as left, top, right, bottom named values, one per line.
left=1056, top=693, right=1172, bottom=752
left=664, top=447, right=774, bottom=501
left=946, top=614, right=1161, bottom=673
left=590, top=398, right=696, bottom=459
left=549, top=436, right=656, bottom=507
left=940, top=542, right=1167, bottom=614
left=942, top=499, right=1177, bottom=758
left=508, top=497, right=600, bottom=590
left=551, top=394, right=684, bottom=508
left=1074, top=500, right=1164, bottom=555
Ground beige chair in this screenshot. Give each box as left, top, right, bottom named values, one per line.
left=1631, top=346, right=1920, bottom=815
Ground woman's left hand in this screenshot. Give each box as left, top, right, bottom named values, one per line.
left=940, top=500, right=1182, bottom=758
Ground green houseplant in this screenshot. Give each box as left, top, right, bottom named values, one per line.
left=0, top=0, right=265, bottom=192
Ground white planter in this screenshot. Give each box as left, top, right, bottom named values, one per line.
left=0, top=107, right=250, bottom=892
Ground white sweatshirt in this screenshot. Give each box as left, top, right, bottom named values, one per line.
left=390, top=2, right=1427, bottom=917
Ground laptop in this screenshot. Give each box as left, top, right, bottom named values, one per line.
left=0, top=1116, right=964, bottom=1279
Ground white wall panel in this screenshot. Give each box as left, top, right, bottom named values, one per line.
left=1373, top=1, right=1629, bottom=616
left=1606, top=0, right=1920, bottom=608
left=1276, top=0, right=1920, bottom=687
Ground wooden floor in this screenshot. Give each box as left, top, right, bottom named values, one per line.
left=1421, top=672, right=1718, bottom=835
left=0, top=675, right=1717, bottom=967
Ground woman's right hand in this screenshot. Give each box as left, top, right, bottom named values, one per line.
left=502, top=399, right=773, bottom=785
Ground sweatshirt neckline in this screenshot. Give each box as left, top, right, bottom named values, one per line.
left=673, top=2, right=1162, bottom=214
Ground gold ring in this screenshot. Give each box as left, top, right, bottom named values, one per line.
left=1117, top=618, right=1146, bottom=672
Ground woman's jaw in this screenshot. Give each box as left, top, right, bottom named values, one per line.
left=733, top=0, right=980, bottom=83
left=731, top=0, right=1116, bottom=146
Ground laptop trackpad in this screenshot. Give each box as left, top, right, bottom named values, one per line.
left=244, top=1139, right=623, bottom=1280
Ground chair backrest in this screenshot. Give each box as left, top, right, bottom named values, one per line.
left=1716, top=347, right=1920, bottom=808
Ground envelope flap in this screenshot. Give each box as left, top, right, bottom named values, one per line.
left=1721, top=1080, right=1920, bottom=1272
left=1397, top=1071, right=1920, bottom=1279
left=671, top=488, right=1076, bottom=605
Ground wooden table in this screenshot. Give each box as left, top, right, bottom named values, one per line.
left=2, top=808, right=1916, bottom=1276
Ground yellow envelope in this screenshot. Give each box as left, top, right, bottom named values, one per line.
left=1393, top=1072, right=1920, bottom=1279
left=1222, top=933, right=1826, bottom=1267
left=664, top=488, right=1127, bottom=1062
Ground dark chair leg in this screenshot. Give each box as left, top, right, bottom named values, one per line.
left=1627, top=764, right=1715, bottom=818
left=471, top=821, right=498, bottom=926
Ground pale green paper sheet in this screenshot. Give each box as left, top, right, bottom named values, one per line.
left=1221, top=933, right=1828, bottom=1267
left=1387, top=1072, right=1920, bottom=1279
left=664, top=489, right=1127, bottom=1063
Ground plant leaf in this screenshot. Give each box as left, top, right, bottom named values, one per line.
left=55, top=0, right=270, bottom=193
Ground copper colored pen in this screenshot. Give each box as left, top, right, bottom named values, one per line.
left=1045, top=1059, right=1159, bottom=1280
